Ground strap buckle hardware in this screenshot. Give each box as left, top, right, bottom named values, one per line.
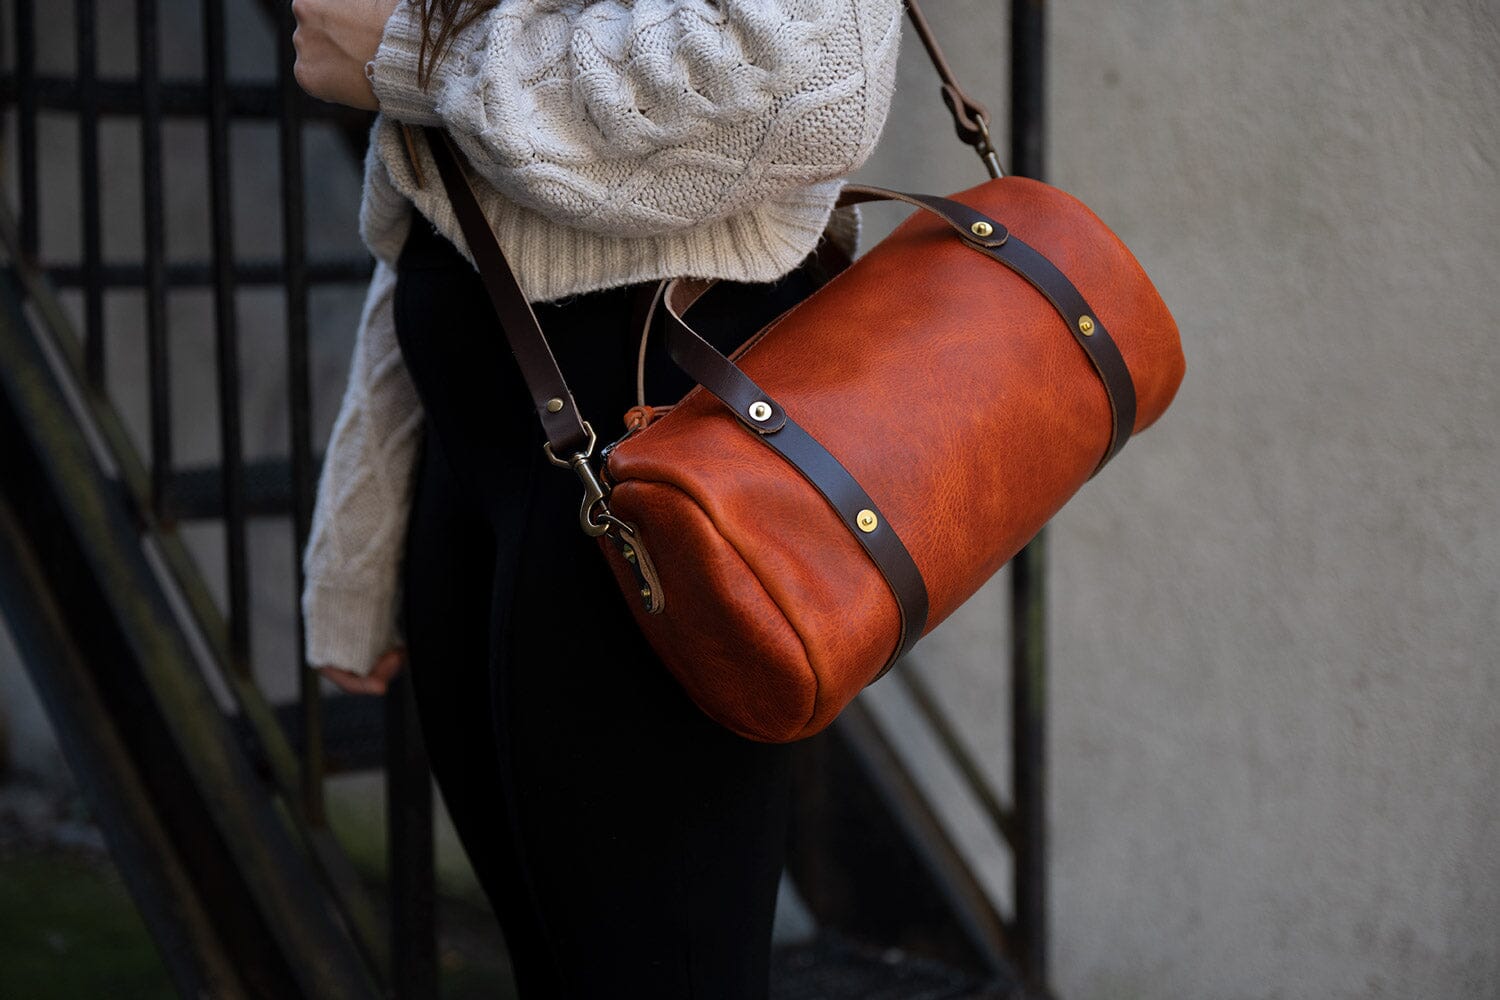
left=971, top=115, right=1004, bottom=179
left=541, top=422, right=627, bottom=537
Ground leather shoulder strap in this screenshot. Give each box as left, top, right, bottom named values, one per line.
left=903, top=0, right=1004, bottom=175
left=424, top=129, right=595, bottom=460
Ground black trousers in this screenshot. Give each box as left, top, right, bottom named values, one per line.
left=393, top=218, right=822, bottom=999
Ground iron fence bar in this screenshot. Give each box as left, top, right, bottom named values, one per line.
left=164, top=457, right=319, bottom=520
left=1, top=197, right=392, bottom=986
left=14, top=0, right=37, bottom=257
left=789, top=700, right=1016, bottom=976
left=0, top=74, right=374, bottom=126
left=76, top=0, right=105, bottom=387
left=278, top=2, right=406, bottom=981
left=0, top=495, right=252, bottom=999
left=0, top=271, right=383, bottom=999
left=2, top=197, right=280, bottom=804
left=138, top=0, right=171, bottom=522
left=894, top=664, right=1017, bottom=849
left=204, top=0, right=251, bottom=675
left=1009, top=0, right=1049, bottom=991
left=45, top=258, right=375, bottom=288
left=273, top=0, right=326, bottom=828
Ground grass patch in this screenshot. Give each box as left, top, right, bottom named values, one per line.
left=0, top=778, right=514, bottom=998
left=0, top=849, right=172, bottom=1000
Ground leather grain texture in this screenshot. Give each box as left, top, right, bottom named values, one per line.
left=602, top=175, right=1185, bottom=743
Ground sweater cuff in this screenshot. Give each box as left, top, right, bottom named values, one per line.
left=369, top=2, right=447, bottom=126
left=302, top=581, right=402, bottom=676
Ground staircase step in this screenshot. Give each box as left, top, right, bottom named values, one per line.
left=771, top=932, right=1031, bottom=1000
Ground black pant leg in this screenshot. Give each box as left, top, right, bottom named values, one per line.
left=401, top=420, right=560, bottom=997
left=487, top=434, right=793, bottom=1000
left=395, top=218, right=820, bottom=999
left=473, top=272, right=820, bottom=1000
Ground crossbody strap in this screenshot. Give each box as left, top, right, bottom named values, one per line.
left=903, top=0, right=1005, bottom=176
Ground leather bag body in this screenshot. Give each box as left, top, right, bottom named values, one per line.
left=597, top=176, right=1183, bottom=742
left=421, top=1, right=1185, bottom=746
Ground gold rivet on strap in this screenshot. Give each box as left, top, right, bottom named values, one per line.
left=546, top=397, right=564, bottom=413
left=748, top=400, right=773, bottom=422
left=1078, top=315, right=1095, bottom=336
left=970, top=220, right=994, bottom=238
left=856, top=509, right=879, bottom=533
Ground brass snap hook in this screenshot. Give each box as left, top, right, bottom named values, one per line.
left=540, top=422, right=627, bottom=537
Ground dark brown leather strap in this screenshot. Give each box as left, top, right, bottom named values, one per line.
left=837, top=184, right=1009, bottom=246
left=657, top=280, right=931, bottom=674
left=979, top=232, right=1138, bottom=471
left=903, top=0, right=1004, bottom=175
left=837, top=183, right=1138, bottom=473
left=425, top=129, right=594, bottom=459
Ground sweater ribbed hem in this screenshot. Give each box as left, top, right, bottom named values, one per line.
left=364, top=116, right=853, bottom=303
left=302, top=581, right=402, bottom=676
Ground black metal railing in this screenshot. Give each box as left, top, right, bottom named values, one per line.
left=2, top=0, right=418, bottom=992
left=0, top=0, right=1055, bottom=995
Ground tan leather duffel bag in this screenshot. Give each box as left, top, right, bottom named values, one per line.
left=424, top=4, right=1184, bottom=743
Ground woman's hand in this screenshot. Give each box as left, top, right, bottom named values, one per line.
left=291, top=0, right=401, bottom=110
left=315, top=645, right=407, bottom=695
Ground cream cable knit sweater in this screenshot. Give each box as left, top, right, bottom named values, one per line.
left=302, top=0, right=903, bottom=675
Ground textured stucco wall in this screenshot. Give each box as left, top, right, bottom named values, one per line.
left=858, top=1, right=1499, bottom=997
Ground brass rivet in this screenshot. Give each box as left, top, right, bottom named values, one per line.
left=748, top=400, right=773, bottom=422
left=546, top=397, right=564, bottom=413
left=970, top=220, right=994, bottom=238
left=856, top=509, right=878, bottom=533
left=622, top=544, right=636, bottom=563
left=640, top=586, right=652, bottom=600
left=1078, top=315, right=1095, bottom=336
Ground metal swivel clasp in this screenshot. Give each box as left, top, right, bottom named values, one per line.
left=542, top=421, right=625, bottom=537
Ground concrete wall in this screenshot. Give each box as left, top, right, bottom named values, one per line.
left=857, top=1, right=1499, bottom=997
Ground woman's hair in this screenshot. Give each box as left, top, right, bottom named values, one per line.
left=416, top=0, right=500, bottom=88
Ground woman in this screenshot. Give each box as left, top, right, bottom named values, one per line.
left=292, top=0, right=901, bottom=994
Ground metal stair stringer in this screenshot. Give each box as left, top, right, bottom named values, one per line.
left=0, top=267, right=382, bottom=1000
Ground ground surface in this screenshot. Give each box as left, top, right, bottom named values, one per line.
left=0, top=779, right=1017, bottom=1000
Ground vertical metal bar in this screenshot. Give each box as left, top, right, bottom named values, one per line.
left=138, top=0, right=172, bottom=520
left=204, top=0, right=251, bottom=675
left=16, top=0, right=38, bottom=258
left=77, top=0, right=105, bottom=387
left=274, top=0, right=327, bottom=825
left=1009, top=0, right=1049, bottom=991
